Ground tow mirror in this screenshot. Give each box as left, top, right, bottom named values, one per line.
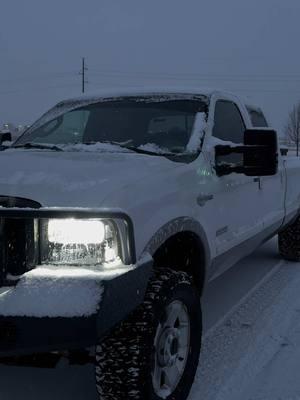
left=0, top=132, right=12, bottom=145
left=215, top=129, right=278, bottom=177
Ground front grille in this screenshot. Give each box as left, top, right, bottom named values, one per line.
left=0, top=196, right=41, bottom=286
left=0, top=219, right=5, bottom=283
left=3, top=218, right=39, bottom=278
left=0, top=321, right=17, bottom=345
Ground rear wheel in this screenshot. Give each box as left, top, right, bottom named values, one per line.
left=95, top=268, right=202, bottom=400
left=278, top=216, right=300, bottom=261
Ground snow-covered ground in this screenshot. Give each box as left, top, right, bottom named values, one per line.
left=191, top=238, right=300, bottom=400
left=1, top=238, right=300, bottom=399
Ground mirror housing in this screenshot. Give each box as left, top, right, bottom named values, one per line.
left=280, top=146, right=289, bottom=156
left=215, top=129, right=278, bottom=177
left=0, top=132, right=12, bottom=145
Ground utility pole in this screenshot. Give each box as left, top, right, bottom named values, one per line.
left=80, top=57, right=88, bottom=94
left=297, top=128, right=299, bottom=157
left=296, top=105, right=300, bottom=157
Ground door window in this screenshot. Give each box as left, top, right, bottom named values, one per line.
left=213, top=101, right=245, bottom=164
left=246, top=107, right=268, bottom=127
left=213, top=101, right=245, bottom=143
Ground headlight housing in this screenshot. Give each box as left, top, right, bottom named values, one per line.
left=0, top=208, right=136, bottom=283
left=41, top=218, right=121, bottom=266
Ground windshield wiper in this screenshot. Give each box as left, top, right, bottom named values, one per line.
left=84, top=140, right=173, bottom=157
left=13, top=143, right=64, bottom=152
left=123, top=145, right=173, bottom=156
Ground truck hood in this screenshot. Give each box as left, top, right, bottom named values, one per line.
left=0, top=149, right=177, bottom=208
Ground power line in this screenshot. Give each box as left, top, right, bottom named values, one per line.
left=2, top=65, right=300, bottom=90
left=1, top=61, right=300, bottom=97
left=87, top=71, right=300, bottom=87
left=88, top=68, right=300, bottom=80
left=89, top=71, right=298, bottom=89
left=0, top=79, right=299, bottom=97
left=0, top=82, right=78, bottom=96
left=87, top=80, right=300, bottom=95
left=0, top=71, right=78, bottom=86
left=2, top=63, right=300, bottom=88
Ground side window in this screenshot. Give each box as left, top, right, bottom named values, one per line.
left=213, top=101, right=245, bottom=144
left=247, top=108, right=268, bottom=127
left=213, top=101, right=246, bottom=165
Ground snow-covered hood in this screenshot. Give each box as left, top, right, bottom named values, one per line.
left=0, top=149, right=176, bottom=208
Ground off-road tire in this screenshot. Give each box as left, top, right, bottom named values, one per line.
left=95, top=268, right=202, bottom=400
left=278, top=216, right=300, bottom=261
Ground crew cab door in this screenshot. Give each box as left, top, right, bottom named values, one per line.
left=246, top=107, right=285, bottom=232
left=203, top=98, right=264, bottom=261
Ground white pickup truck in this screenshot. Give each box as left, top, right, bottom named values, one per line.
left=0, top=89, right=299, bottom=400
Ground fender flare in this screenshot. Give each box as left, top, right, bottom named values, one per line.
left=142, top=217, right=212, bottom=288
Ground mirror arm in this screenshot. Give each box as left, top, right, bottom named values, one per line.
left=215, top=144, right=268, bottom=156
left=215, top=164, right=245, bottom=176
left=215, top=164, right=268, bottom=177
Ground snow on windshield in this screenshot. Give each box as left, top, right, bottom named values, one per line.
left=137, top=143, right=170, bottom=154
left=60, top=142, right=133, bottom=153
left=186, top=112, right=207, bottom=152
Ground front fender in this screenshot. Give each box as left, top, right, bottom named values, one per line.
left=142, top=217, right=211, bottom=284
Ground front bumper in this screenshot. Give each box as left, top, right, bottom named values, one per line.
left=0, top=206, right=152, bottom=356
left=0, top=257, right=152, bottom=357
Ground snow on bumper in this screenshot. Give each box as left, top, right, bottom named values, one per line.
left=0, top=265, right=109, bottom=318
left=0, top=256, right=153, bottom=356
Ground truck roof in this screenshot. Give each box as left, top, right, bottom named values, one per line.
left=61, top=87, right=240, bottom=105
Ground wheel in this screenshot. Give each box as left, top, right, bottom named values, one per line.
left=95, top=268, right=202, bottom=400
left=278, top=216, right=300, bottom=261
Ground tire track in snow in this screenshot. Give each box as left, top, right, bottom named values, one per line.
left=189, top=260, right=300, bottom=400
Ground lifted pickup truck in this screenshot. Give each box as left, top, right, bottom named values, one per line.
left=0, top=89, right=299, bottom=400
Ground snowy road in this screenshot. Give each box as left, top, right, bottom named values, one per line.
left=191, top=238, right=300, bottom=400
left=1, top=238, right=300, bottom=400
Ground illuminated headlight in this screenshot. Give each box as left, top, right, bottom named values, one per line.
left=48, top=220, right=105, bottom=245
left=41, top=218, right=120, bottom=266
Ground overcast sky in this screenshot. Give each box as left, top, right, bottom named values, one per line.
left=1, top=0, right=300, bottom=133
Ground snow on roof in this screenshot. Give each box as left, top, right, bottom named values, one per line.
left=61, top=86, right=215, bottom=104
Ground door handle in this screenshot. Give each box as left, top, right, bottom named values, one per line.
left=253, top=177, right=262, bottom=189
left=197, top=194, right=214, bottom=206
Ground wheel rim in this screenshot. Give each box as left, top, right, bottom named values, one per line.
left=152, top=300, right=191, bottom=398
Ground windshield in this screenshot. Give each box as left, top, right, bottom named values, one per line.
left=15, top=98, right=207, bottom=154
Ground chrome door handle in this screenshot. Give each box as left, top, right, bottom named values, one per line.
left=197, top=194, right=214, bottom=206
